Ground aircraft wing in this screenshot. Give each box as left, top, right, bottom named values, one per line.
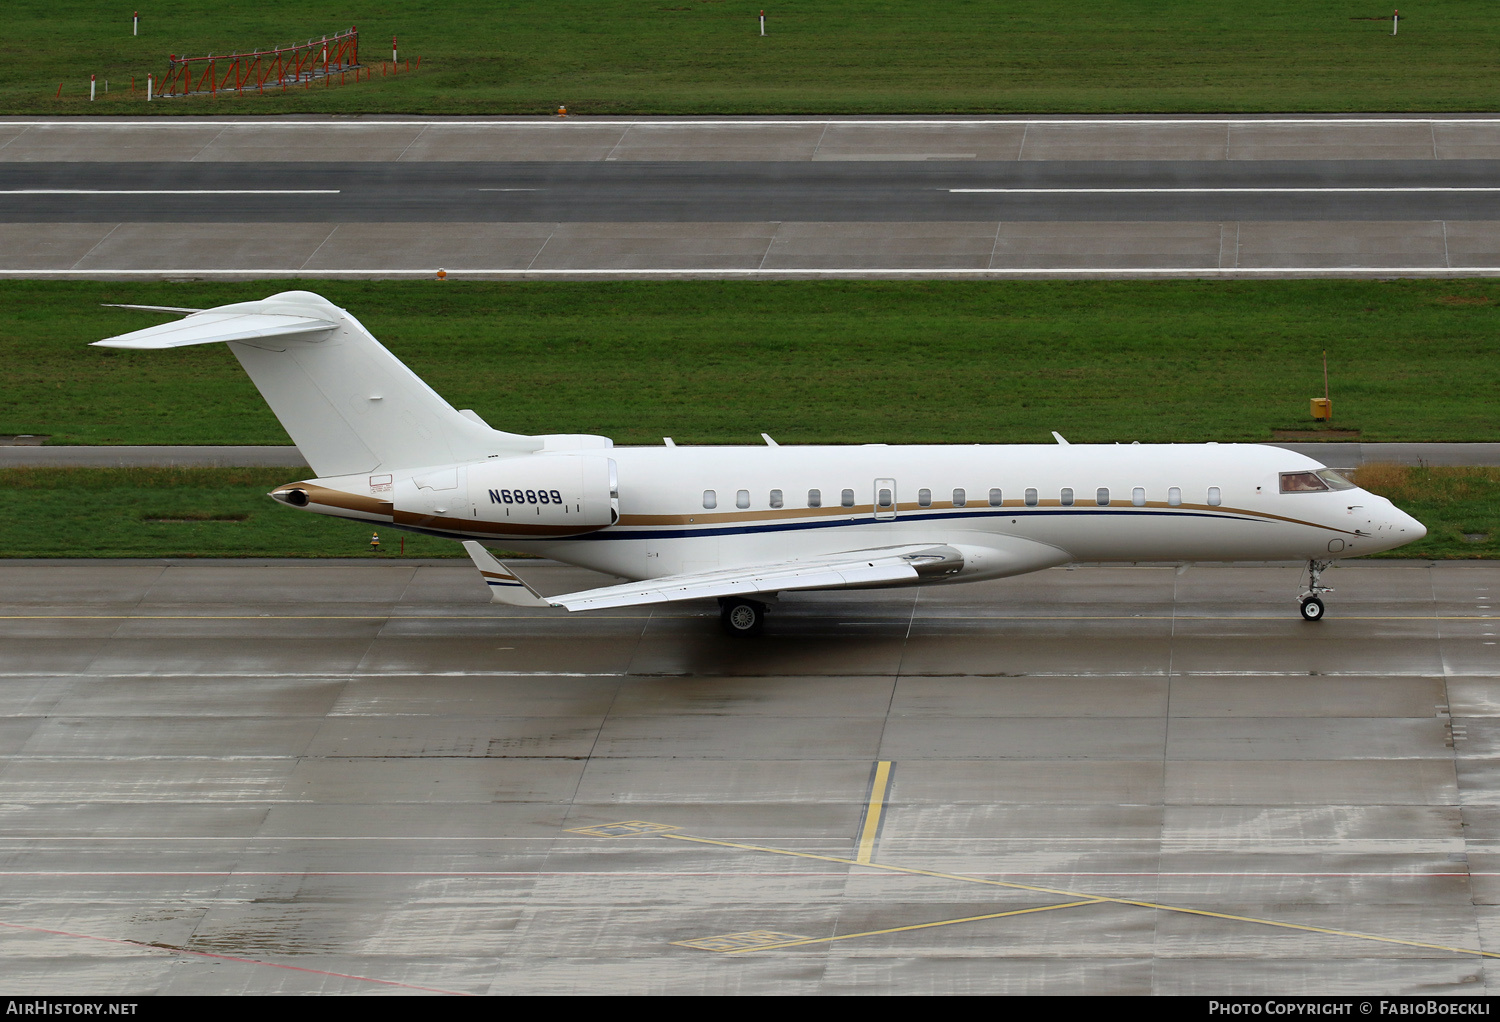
left=463, top=541, right=963, bottom=612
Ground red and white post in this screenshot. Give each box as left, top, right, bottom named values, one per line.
left=146, top=73, right=152, bottom=101
left=133, top=11, right=138, bottom=36
left=1393, top=9, right=1399, bottom=35
left=89, top=74, right=96, bottom=101
left=392, top=34, right=398, bottom=65
left=760, top=10, right=765, bottom=36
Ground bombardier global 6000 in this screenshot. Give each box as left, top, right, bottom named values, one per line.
left=95, top=291, right=1426, bottom=635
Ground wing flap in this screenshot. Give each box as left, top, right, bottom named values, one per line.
left=92, top=312, right=337, bottom=350
left=546, top=546, right=944, bottom=612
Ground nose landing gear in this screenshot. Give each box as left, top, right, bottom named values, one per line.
left=1298, top=559, right=1334, bottom=622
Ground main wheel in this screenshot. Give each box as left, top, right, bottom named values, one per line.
left=719, top=598, right=766, bottom=636
left=1299, top=597, right=1325, bottom=622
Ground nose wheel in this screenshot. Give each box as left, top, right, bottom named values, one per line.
left=1297, top=559, right=1334, bottom=622
left=719, top=597, right=767, bottom=636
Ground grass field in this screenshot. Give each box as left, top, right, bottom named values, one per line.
left=0, top=464, right=1487, bottom=560
left=3, top=279, right=1498, bottom=448
left=0, top=467, right=463, bottom=559
left=1351, top=464, right=1500, bottom=559
left=10, top=1, right=1500, bottom=115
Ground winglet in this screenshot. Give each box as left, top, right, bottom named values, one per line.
left=461, top=541, right=551, bottom=608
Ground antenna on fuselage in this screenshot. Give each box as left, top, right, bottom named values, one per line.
left=1051, top=431, right=1070, bottom=445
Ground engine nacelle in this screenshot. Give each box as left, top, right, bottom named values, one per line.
left=273, top=455, right=618, bottom=540
left=403, top=454, right=617, bottom=538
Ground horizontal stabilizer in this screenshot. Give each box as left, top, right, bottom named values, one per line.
left=93, top=312, right=336, bottom=350
left=462, top=542, right=550, bottom=608
left=547, top=546, right=946, bottom=612
left=101, top=303, right=205, bottom=315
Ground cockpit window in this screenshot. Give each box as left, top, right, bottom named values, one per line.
left=1280, top=471, right=1329, bottom=493
left=1316, top=469, right=1357, bottom=490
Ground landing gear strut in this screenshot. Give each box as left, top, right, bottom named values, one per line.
left=719, top=597, right=768, bottom=636
left=1298, top=559, right=1333, bottom=622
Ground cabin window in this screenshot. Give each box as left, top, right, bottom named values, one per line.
left=1025, top=488, right=1038, bottom=507
left=988, top=488, right=1003, bottom=507
left=702, top=489, right=717, bottom=510
left=1207, top=486, right=1222, bottom=506
left=1280, top=471, right=1330, bottom=493
left=1096, top=487, right=1110, bottom=506
left=808, top=488, right=822, bottom=508
left=769, top=489, right=784, bottom=509
left=953, top=488, right=967, bottom=507
left=1168, top=486, right=1182, bottom=507
left=877, top=487, right=894, bottom=508
left=736, top=489, right=750, bottom=509
left=917, top=488, right=932, bottom=507
left=1132, top=487, right=1146, bottom=507
left=841, top=488, right=855, bottom=508
left=1060, top=487, right=1074, bottom=507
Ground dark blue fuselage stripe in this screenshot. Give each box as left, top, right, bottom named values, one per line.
left=582, top=507, right=1270, bottom=542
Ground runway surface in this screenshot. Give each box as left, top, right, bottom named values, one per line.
left=2, top=558, right=1498, bottom=994
left=5, top=116, right=1500, bottom=277
left=8, top=160, right=1500, bottom=223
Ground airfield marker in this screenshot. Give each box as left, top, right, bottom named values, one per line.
left=133, top=11, right=138, bottom=37
left=393, top=34, right=398, bottom=65
left=1393, top=9, right=1399, bottom=35
left=90, top=75, right=95, bottom=102
left=760, top=10, right=766, bottom=36
left=146, top=74, right=152, bottom=101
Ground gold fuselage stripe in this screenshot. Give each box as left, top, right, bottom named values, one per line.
left=275, top=481, right=1356, bottom=539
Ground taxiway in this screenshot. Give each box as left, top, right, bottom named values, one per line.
left=0, top=558, right=1495, bottom=994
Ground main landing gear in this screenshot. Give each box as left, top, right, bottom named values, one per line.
left=719, top=597, right=768, bottom=636
left=1298, top=559, right=1334, bottom=622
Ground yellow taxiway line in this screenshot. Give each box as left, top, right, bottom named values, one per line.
left=663, top=833, right=1500, bottom=959
left=855, top=761, right=893, bottom=865
left=722, top=899, right=1108, bottom=954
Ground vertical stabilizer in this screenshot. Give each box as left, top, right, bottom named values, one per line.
left=96, top=291, right=541, bottom=476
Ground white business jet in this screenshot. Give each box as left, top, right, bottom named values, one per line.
left=96, top=291, right=1426, bottom=634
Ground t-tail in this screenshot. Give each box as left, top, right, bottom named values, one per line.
left=95, top=290, right=620, bottom=545
left=94, top=290, right=543, bottom=477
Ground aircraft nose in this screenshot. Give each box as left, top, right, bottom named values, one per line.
left=1393, top=507, right=1426, bottom=542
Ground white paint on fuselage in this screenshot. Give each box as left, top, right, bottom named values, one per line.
left=298, top=440, right=1423, bottom=587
